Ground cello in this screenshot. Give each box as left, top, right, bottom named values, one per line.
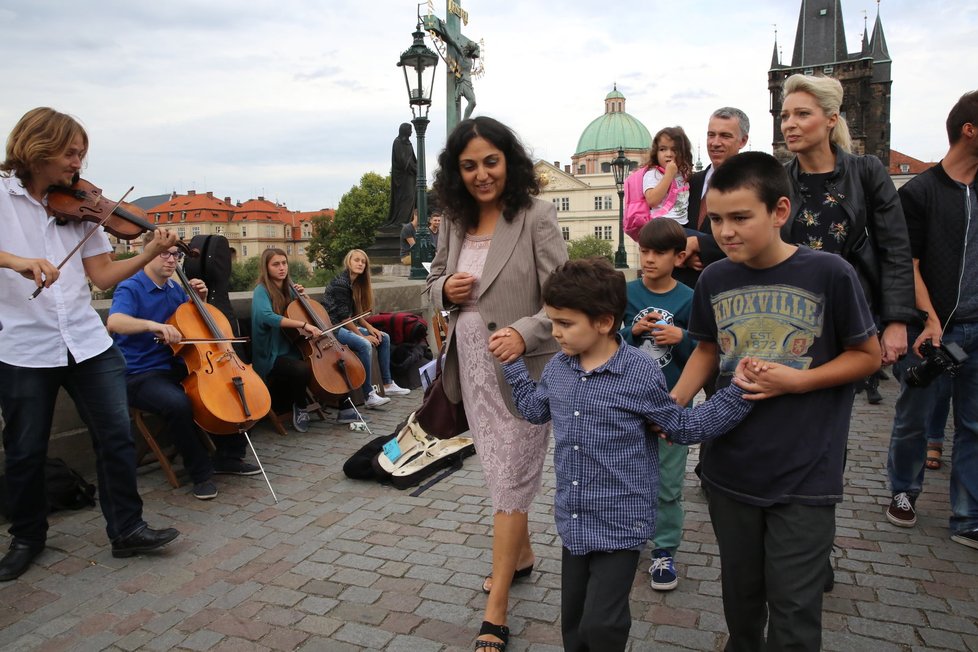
left=284, top=283, right=366, bottom=396
left=165, top=264, right=272, bottom=435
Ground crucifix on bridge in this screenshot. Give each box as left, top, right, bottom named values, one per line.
left=423, top=0, right=483, bottom=136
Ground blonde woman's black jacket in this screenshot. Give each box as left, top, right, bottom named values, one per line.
left=784, top=147, right=919, bottom=326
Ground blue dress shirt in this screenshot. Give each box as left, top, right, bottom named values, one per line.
left=503, top=337, right=751, bottom=555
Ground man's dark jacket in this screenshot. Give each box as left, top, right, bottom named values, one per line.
left=899, top=161, right=977, bottom=326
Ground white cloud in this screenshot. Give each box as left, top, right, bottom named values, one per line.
left=1, top=0, right=972, bottom=209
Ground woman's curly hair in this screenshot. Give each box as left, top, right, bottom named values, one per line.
left=433, top=116, right=539, bottom=231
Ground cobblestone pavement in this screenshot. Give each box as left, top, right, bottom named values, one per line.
left=1, top=377, right=975, bottom=651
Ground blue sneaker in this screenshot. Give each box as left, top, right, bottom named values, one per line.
left=649, top=549, right=678, bottom=591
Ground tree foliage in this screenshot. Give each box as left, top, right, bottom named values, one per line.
left=307, top=172, right=390, bottom=270
left=566, top=235, right=613, bottom=262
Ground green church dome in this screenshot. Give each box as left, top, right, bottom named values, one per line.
left=575, top=86, right=651, bottom=155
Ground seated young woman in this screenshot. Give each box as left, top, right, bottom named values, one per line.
left=250, top=248, right=324, bottom=432
left=322, top=249, right=411, bottom=407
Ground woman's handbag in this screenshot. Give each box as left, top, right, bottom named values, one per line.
left=415, top=358, right=468, bottom=440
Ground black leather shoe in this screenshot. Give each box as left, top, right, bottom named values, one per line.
left=111, top=525, right=180, bottom=558
left=0, top=541, right=44, bottom=581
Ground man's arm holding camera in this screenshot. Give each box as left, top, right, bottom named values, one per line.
left=911, top=259, right=943, bottom=357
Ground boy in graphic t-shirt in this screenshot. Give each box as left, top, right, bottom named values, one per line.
left=671, top=152, right=880, bottom=652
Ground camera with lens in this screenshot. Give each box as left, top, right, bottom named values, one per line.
left=904, top=340, right=968, bottom=388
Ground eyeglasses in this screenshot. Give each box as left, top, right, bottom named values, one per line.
left=159, top=251, right=185, bottom=261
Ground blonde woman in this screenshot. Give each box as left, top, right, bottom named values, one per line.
left=322, top=249, right=411, bottom=409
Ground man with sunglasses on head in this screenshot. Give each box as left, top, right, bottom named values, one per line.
left=0, top=108, right=180, bottom=581
left=107, top=245, right=261, bottom=502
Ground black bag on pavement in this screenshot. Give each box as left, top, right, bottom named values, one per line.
left=0, top=458, right=96, bottom=519
left=390, top=342, right=432, bottom=390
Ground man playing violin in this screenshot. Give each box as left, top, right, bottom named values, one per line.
left=107, top=246, right=261, bottom=500
left=0, top=107, right=180, bottom=581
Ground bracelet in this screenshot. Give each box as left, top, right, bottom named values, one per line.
left=302, top=322, right=308, bottom=329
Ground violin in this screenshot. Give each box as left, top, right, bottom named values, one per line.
left=166, top=263, right=271, bottom=435
left=47, top=176, right=193, bottom=254
left=285, top=284, right=366, bottom=396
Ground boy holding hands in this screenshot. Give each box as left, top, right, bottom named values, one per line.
left=621, top=218, right=695, bottom=591
left=673, top=152, right=880, bottom=651
left=498, top=257, right=752, bottom=652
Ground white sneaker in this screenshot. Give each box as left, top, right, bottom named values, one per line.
left=383, top=382, right=411, bottom=396
left=364, top=391, right=390, bottom=408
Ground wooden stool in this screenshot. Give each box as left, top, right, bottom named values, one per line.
left=266, top=389, right=329, bottom=436
left=130, top=408, right=215, bottom=488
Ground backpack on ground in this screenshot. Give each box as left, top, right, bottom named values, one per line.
left=366, top=312, right=428, bottom=345
left=390, top=342, right=433, bottom=390
left=0, top=458, right=96, bottom=519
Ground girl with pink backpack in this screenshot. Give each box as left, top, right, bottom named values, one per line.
left=623, top=126, right=693, bottom=240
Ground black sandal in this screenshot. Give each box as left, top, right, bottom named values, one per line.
left=474, top=621, right=509, bottom=651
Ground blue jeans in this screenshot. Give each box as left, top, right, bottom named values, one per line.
left=335, top=327, right=391, bottom=395
left=887, top=322, right=978, bottom=533
left=126, top=367, right=246, bottom=484
left=0, top=347, right=145, bottom=544
left=926, top=374, right=953, bottom=446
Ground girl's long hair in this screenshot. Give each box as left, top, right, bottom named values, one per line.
left=344, top=249, right=374, bottom=314
left=257, top=248, right=292, bottom=314
left=647, top=126, right=693, bottom=180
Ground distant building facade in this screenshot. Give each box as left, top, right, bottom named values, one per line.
left=769, top=0, right=893, bottom=166
left=113, top=190, right=333, bottom=264
left=538, top=86, right=649, bottom=268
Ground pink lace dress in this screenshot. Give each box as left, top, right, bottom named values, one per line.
left=454, top=234, right=550, bottom=513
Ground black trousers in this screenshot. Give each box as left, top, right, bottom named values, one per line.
left=267, top=357, right=311, bottom=413
left=707, top=489, right=835, bottom=652
left=561, top=547, right=640, bottom=652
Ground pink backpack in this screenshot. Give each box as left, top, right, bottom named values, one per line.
left=622, top=167, right=650, bottom=241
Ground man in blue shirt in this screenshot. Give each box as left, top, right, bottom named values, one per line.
left=108, top=246, right=259, bottom=500
left=499, top=258, right=752, bottom=652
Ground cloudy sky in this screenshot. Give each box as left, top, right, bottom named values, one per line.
left=1, top=1, right=974, bottom=211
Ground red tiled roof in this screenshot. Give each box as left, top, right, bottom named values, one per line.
left=144, top=191, right=335, bottom=229
left=889, top=149, right=938, bottom=175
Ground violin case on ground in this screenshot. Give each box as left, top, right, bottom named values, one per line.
left=343, top=414, right=475, bottom=489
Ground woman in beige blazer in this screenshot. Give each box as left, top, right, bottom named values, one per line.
left=427, top=117, right=567, bottom=652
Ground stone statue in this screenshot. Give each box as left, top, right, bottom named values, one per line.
left=387, top=122, right=417, bottom=227
left=454, top=43, right=479, bottom=121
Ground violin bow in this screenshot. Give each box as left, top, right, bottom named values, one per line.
left=29, top=186, right=134, bottom=301
left=308, top=311, right=372, bottom=339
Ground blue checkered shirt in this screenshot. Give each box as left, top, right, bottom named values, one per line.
left=503, top=338, right=751, bottom=555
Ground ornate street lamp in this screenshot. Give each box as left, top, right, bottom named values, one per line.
left=398, top=24, right=439, bottom=280
left=610, top=147, right=632, bottom=269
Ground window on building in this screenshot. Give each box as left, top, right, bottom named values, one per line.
left=594, top=226, right=612, bottom=240
left=560, top=197, right=569, bottom=211
left=177, top=228, right=186, bottom=239
left=600, top=162, right=611, bottom=173
left=603, top=196, right=613, bottom=210
left=241, top=226, right=248, bottom=237
left=243, top=245, right=248, bottom=256
left=578, top=164, right=586, bottom=174
left=215, top=225, right=223, bottom=234
left=900, top=164, right=910, bottom=173
left=168, top=212, right=174, bottom=222
left=287, top=245, right=293, bottom=255
left=593, top=196, right=602, bottom=210
left=561, top=226, right=570, bottom=241
left=192, top=226, right=201, bottom=236
left=180, top=211, right=187, bottom=222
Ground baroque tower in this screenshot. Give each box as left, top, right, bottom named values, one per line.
left=768, top=0, right=892, bottom=165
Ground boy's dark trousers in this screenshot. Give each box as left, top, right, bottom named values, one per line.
left=707, top=489, right=835, bottom=652
left=561, top=547, right=640, bottom=652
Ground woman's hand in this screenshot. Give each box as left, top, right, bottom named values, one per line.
left=294, top=284, right=307, bottom=296
left=443, top=272, right=476, bottom=305
left=301, top=322, right=322, bottom=338
left=364, top=330, right=381, bottom=346
left=488, top=327, right=526, bottom=364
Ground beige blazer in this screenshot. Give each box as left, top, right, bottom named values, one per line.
left=425, top=197, right=568, bottom=417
